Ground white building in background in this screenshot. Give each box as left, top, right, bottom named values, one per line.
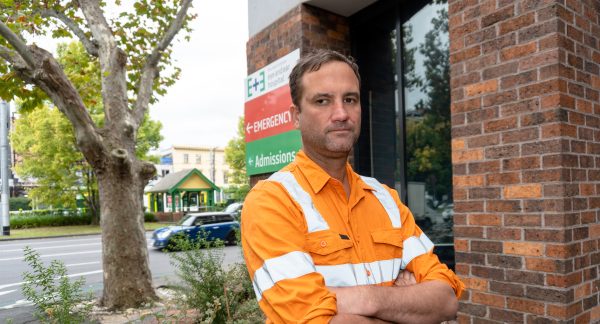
left=150, top=145, right=231, bottom=203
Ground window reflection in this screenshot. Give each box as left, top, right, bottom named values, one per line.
left=401, top=1, right=452, bottom=244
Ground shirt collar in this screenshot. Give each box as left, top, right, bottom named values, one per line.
left=294, top=150, right=374, bottom=195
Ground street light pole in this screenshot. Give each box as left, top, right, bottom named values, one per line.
left=0, top=101, right=9, bottom=236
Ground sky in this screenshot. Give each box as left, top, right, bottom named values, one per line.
left=31, top=1, right=249, bottom=150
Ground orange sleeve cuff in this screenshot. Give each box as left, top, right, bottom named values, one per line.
left=408, top=253, right=465, bottom=298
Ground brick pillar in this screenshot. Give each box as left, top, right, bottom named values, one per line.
left=246, top=4, right=351, bottom=185
left=246, top=4, right=350, bottom=77
left=449, top=0, right=600, bottom=322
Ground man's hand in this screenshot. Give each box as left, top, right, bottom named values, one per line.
left=394, top=270, right=417, bottom=287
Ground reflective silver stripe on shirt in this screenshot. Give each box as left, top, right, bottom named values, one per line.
left=316, top=258, right=402, bottom=287
left=268, top=171, right=329, bottom=233
left=315, top=232, right=433, bottom=287
left=360, top=176, right=402, bottom=228
left=252, top=233, right=435, bottom=299
left=252, top=251, right=316, bottom=302
left=402, top=232, right=434, bottom=267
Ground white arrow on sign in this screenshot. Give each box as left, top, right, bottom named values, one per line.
left=248, top=157, right=254, bottom=167
left=246, top=123, right=253, bottom=134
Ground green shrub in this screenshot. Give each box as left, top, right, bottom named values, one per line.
left=10, top=210, right=91, bottom=229
left=21, top=246, right=93, bottom=323
left=168, top=236, right=263, bottom=323
left=144, top=211, right=157, bottom=222
left=9, top=197, right=32, bottom=211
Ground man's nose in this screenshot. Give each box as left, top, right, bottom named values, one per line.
left=331, top=99, right=349, bottom=121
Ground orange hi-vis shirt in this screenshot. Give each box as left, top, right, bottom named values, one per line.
left=242, top=150, right=464, bottom=323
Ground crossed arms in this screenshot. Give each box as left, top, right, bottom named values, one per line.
left=330, top=271, right=459, bottom=323
left=242, top=180, right=463, bottom=323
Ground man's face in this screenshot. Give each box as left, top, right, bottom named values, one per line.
left=291, top=61, right=361, bottom=159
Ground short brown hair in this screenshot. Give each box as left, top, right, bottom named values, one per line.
left=289, top=49, right=361, bottom=108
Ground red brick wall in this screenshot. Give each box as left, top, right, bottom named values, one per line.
left=247, top=4, right=351, bottom=185
left=246, top=5, right=350, bottom=75
left=449, top=0, right=600, bottom=322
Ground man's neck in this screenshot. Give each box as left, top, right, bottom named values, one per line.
left=303, top=149, right=351, bottom=197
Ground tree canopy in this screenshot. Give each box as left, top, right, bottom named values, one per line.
left=224, top=116, right=249, bottom=201
left=12, top=41, right=163, bottom=222
left=0, top=0, right=194, bottom=309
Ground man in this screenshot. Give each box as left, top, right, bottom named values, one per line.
left=242, top=49, right=463, bottom=323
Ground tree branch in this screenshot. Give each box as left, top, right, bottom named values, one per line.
left=132, top=0, right=193, bottom=128
left=0, top=21, right=36, bottom=68
left=78, top=0, right=129, bottom=133
left=0, top=44, right=16, bottom=62
left=39, top=9, right=99, bottom=57
left=77, top=0, right=115, bottom=54
left=6, top=44, right=106, bottom=169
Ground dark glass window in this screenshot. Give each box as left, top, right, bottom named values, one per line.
left=402, top=1, right=453, bottom=245
left=351, top=0, right=453, bottom=266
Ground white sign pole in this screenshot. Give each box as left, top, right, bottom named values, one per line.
left=0, top=101, right=9, bottom=236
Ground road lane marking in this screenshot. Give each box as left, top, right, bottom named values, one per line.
left=0, top=237, right=100, bottom=248
left=1, top=236, right=153, bottom=248
left=66, top=261, right=101, bottom=267
left=0, top=298, right=33, bottom=310
left=1, top=242, right=100, bottom=253
left=0, top=270, right=104, bottom=290
left=0, top=250, right=102, bottom=262
left=0, top=289, right=16, bottom=297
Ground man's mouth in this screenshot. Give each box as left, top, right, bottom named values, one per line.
left=327, top=126, right=353, bottom=133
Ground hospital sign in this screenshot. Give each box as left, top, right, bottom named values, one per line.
left=245, top=49, right=302, bottom=176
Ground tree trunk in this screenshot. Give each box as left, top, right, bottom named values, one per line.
left=97, top=160, right=156, bottom=309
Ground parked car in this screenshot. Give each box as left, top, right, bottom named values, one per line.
left=223, top=202, right=243, bottom=219
left=152, top=212, right=239, bottom=250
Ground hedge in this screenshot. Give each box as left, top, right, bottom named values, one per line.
left=9, top=209, right=158, bottom=229
left=10, top=212, right=92, bottom=229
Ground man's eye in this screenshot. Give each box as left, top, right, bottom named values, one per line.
left=344, top=97, right=357, bottom=104
left=315, top=98, right=329, bottom=105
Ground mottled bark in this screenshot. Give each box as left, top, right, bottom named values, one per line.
left=98, top=156, right=156, bottom=308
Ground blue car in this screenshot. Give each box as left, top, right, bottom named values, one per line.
left=152, top=212, right=240, bottom=250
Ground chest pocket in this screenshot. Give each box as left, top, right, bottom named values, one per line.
left=305, top=230, right=353, bottom=265
left=371, top=228, right=404, bottom=261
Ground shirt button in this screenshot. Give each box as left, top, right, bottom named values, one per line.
left=320, top=240, right=327, bottom=247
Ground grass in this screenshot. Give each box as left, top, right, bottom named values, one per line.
left=0, top=222, right=168, bottom=240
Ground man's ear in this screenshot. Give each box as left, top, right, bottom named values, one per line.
left=290, top=104, right=300, bottom=129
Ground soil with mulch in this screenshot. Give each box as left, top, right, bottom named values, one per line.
left=88, top=287, right=198, bottom=324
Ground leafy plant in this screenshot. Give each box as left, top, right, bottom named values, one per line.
left=168, top=236, right=263, bottom=323
left=21, top=246, right=93, bottom=323
left=10, top=211, right=91, bottom=229
left=144, top=211, right=157, bottom=222
left=9, top=197, right=31, bottom=211
left=225, top=117, right=250, bottom=201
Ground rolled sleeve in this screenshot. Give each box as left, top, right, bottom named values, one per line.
left=242, top=181, right=338, bottom=323
left=388, top=188, right=465, bottom=298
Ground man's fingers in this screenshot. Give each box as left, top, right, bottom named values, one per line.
left=394, top=271, right=417, bottom=286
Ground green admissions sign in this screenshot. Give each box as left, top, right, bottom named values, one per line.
left=246, top=130, right=302, bottom=175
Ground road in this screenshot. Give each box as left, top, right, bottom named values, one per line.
left=0, top=233, right=244, bottom=322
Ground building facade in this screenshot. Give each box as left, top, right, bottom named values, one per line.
left=246, top=0, right=599, bottom=322
left=154, top=145, right=231, bottom=202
